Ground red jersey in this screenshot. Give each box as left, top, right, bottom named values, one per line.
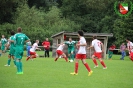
left=42, top=41, right=50, bottom=50
left=109, top=45, right=116, bottom=51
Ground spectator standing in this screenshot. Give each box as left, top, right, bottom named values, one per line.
left=42, top=38, right=50, bottom=58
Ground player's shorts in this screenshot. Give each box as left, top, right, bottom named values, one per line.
left=68, top=48, right=74, bottom=54
left=93, top=52, right=102, bottom=59
left=130, top=52, right=133, bottom=57
left=76, top=54, right=86, bottom=59
left=56, top=50, right=63, bottom=56
left=15, top=47, right=24, bottom=59
left=1, top=46, right=5, bottom=51
left=9, top=47, right=15, bottom=56
left=30, top=51, right=36, bottom=55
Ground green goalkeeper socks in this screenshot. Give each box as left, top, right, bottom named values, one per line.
left=13, top=60, right=16, bottom=65
left=7, top=59, right=11, bottom=65
left=19, top=62, right=23, bottom=72
left=16, top=62, right=21, bottom=72
left=71, top=54, right=75, bottom=61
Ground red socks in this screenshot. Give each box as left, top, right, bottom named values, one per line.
left=55, top=58, right=58, bottom=61
left=93, top=59, right=106, bottom=68
left=84, top=63, right=91, bottom=72
left=26, top=56, right=30, bottom=61
left=26, top=55, right=36, bottom=61
left=75, top=63, right=78, bottom=73
left=93, top=59, right=98, bottom=66
left=100, top=61, right=106, bottom=67
left=74, top=63, right=91, bottom=73
left=64, top=57, right=68, bottom=62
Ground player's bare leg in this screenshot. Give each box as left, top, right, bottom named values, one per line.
left=62, top=53, right=68, bottom=62
left=55, top=55, right=59, bottom=61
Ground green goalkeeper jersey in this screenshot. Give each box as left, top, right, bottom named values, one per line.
left=65, top=41, right=77, bottom=49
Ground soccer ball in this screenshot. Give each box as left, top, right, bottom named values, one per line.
left=70, top=60, right=74, bottom=62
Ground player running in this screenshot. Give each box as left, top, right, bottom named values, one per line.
left=126, top=38, right=133, bottom=61
left=87, top=36, right=107, bottom=69
left=54, top=43, right=68, bottom=62
left=65, top=38, right=77, bottom=62
left=70, top=30, right=93, bottom=76
left=13, top=27, right=30, bottom=74
left=4, top=31, right=16, bottom=67
left=26, top=40, right=41, bottom=61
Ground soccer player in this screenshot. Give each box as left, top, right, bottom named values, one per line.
left=65, top=38, right=77, bottom=62
left=26, top=41, right=32, bottom=57
left=13, top=27, right=30, bottom=74
left=87, top=36, right=107, bottom=69
left=54, top=43, right=68, bottom=62
left=70, top=30, right=93, bottom=76
left=129, top=47, right=133, bottom=62
left=26, top=40, right=41, bottom=61
left=4, top=31, right=16, bottom=66
left=0, top=35, right=7, bottom=56
left=42, top=38, right=50, bottom=58
left=126, top=38, right=133, bottom=54
left=126, top=38, right=133, bottom=61
left=108, top=44, right=116, bottom=60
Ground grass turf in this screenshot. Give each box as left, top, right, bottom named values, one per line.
left=0, top=51, right=133, bottom=88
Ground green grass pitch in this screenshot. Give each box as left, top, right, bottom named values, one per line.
left=0, top=51, right=133, bottom=88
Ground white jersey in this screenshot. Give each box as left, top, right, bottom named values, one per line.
left=92, top=39, right=102, bottom=52
left=131, top=49, right=133, bottom=52
left=57, top=44, right=65, bottom=51
left=30, top=43, right=38, bottom=52
left=77, top=37, right=86, bottom=54
left=127, top=41, right=133, bottom=51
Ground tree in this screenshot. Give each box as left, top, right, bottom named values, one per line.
left=0, top=0, right=26, bottom=24
left=113, top=14, right=133, bottom=46
left=28, top=0, right=57, bottom=11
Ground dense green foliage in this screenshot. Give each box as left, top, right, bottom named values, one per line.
left=0, top=0, right=132, bottom=46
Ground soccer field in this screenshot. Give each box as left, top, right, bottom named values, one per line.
left=0, top=51, right=133, bottom=88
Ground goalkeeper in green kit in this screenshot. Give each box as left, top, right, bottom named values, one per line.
left=65, top=38, right=77, bottom=62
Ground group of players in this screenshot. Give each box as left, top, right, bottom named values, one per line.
left=54, top=31, right=107, bottom=76
left=1, top=27, right=30, bottom=74
left=53, top=31, right=133, bottom=76
left=1, top=29, right=133, bottom=76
